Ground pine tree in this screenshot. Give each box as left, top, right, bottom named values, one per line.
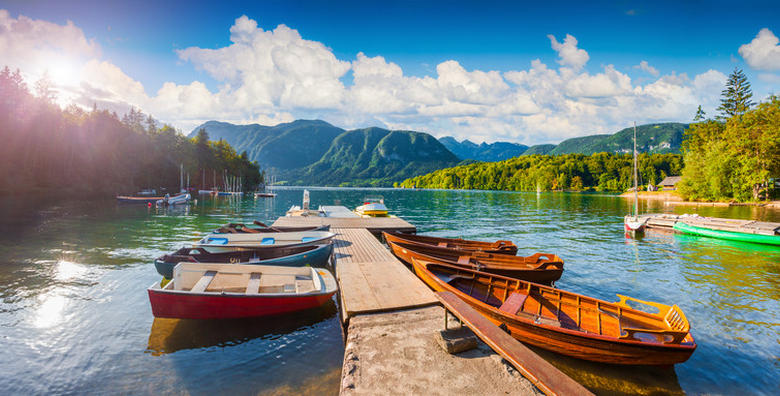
left=717, top=68, right=755, bottom=119
left=693, top=105, right=706, bottom=121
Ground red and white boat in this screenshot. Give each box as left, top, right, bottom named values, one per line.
left=148, top=263, right=338, bottom=319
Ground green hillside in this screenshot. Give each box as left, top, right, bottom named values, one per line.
left=549, top=123, right=687, bottom=155
left=294, top=128, right=459, bottom=186
left=190, top=120, right=459, bottom=186
left=522, top=144, right=556, bottom=155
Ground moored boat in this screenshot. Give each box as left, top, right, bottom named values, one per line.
left=383, top=231, right=518, bottom=255
left=193, top=230, right=336, bottom=253
left=116, top=195, right=163, bottom=204
left=355, top=196, right=388, bottom=217
left=673, top=221, right=780, bottom=246
left=387, top=239, right=563, bottom=284
left=148, top=263, right=338, bottom=319
left=156, top=192, right=191, bottom=206
left=410, top=258, right=696, bottom=365
left=154, top=243, right=333, bottom=279
left=213, top=222, right=330, bottom=234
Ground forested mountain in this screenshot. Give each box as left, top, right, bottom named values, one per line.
left=191, top=120, right=459, bottom=186
left=547, top=123, right=687, bottom=155
left=522, top=144, right=556, bottom=155
left=438, top=136, right=528, bottom=161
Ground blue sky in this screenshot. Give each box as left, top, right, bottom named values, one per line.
left=1, top=0, right=778, bottom=143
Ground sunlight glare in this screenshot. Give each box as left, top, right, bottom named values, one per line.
left=33, top=293, right=67, bottom=328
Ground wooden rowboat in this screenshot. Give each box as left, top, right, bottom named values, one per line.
left=410, top=258, right=696, bottom=365
left=214, top=221, right=330, bottom=234
left=383, top=231, right=518, bottom=255
left=116, top=195, right=163, bottom=204
left=154, top=243, right=333, bottom=279
left=387, top=240, right=563, bottom=284
left=193, top=230, right=335, bottom=253
left=148, top=263, right=338, bottom=320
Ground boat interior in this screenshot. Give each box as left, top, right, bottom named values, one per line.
left=427, top=263, right=692, bottom=345
left=165, top=264, right=323, bottom=295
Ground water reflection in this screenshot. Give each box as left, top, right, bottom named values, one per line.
left=147, top=300, right=338, bottom=355
left=33, top=292, right=67, bottom=328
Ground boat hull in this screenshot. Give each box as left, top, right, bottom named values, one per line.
left=116, top=196, right=162, bottom=204
left=673, top=222, right=780, bottom=246
left=387, top=240, right=562, bottom=284
left=148, top=288, right=335, bottom=319
left=154, top=243, right=333, bottom=279
left=410, top=260, right=696, bottom=365
left=383, top=231, right=518, bottom=255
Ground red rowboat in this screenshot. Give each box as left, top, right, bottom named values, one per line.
left=148, top=263, right=338, bottom=319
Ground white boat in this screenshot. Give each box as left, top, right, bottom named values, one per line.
left=156, top=192, right=191, bottom=206
left=355, top=196, right=388, bottom=217
left=193, top=230, right=336, bottom=253
left=624, top=123, right=646, bottom=234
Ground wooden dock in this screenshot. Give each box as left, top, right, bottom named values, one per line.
left=272, top=207, right=571, bottom=394
left=331, top=227, right=437, bottom=319
left=640, top=213, right=780, bottom=235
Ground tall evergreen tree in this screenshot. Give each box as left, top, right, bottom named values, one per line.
left=693, top=105, right=706, bottom=121
left=717, top=68, right=755, bottom=119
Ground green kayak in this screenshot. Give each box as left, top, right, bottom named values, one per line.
left=673, top=222, right=780, bottom=246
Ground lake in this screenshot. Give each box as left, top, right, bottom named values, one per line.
left=0, top=187, right=778, bottom=395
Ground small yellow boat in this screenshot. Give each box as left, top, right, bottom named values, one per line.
left=355, top=196, right=389, bottom=217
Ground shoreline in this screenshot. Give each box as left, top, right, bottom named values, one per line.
left=619, top=191, right=780, bottom=208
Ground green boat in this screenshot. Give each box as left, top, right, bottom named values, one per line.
left=673, top=222, right=780, bottom=246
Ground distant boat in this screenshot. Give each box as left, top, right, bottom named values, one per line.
left=355, top=196, right=388, bottom=217
left=153, top=243, right=333, bottom=279
left=156, top=192, right=191, bottom=206
left=383, top=231, right=518, bottom=255
left=148, top=263, right=338, bottom=319
left=254, top=192, right=276, bottom=198
left=624, top=122, right=647, bottom=233
left=410, top=258, right=696, bottom=365
left=193, top=230, right=336, bottom=253
left=116, top=195, right=163, bottom=204
left=198, top=189, right=218, bottom=195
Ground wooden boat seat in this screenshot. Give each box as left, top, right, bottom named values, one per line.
left=438, top=242, right=448, bottom=247
left=499, top=291, right=529, bottom=315
left=457, top=255, right=471, bottom=265
left=245, top=273, right=261, bottom=294
left=190, top=271, right=217, bottom=293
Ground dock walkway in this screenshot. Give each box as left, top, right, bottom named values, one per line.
left=273, top=208, right=549, bottom=395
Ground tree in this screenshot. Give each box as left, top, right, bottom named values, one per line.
left=693, top=105, right=706, bottom=121
left=717, top=68, right=755, bottom=119
left=34, top=72, right=57, bottom=104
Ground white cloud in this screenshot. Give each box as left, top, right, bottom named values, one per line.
left=739, top=28, right=780, bottom=71
left=0, top=12, right=740, bottom=143
left=635, top=60, right=659, bottom=77
left=547, top=34, right=589, bottom=70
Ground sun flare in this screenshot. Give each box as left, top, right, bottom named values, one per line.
left=45, top=56, right=84, bottom=88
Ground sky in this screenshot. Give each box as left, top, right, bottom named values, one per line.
left=0, top=0, right=779, bottom=145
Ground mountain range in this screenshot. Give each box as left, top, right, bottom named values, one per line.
left=438, top=122, right=687, bottom=160
left=190, top=120, right=459, bottom=186
left=190, top=120, right=687, bottom=186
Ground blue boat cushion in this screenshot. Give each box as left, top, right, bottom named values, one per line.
left=261, top=237, right=275, bottom=245
left=301, top=237, right=317, bottom=243
left=208, top=237, right=228, bottom=245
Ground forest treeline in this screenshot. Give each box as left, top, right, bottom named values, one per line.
left=398, top=152, right=683, bottom=192
left=0, top=66, right=262, bottom=195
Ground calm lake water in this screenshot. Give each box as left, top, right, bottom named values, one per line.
left=0, top=187, right=778, bottom=395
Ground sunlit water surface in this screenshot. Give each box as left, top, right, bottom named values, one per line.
left=0, top=187, right=777, bottom=395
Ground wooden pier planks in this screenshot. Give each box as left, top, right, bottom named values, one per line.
left=436, top=291, right=593, bottom=396
left=272, top=215, right=417, bottom=235
left=332, top=227, right=437, bottom=319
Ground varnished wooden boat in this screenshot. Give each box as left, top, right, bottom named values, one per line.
left=148, top=263, right=338, bottom=320
left=154, top=243, right=333, bottom=279
left=411, top=258, right=696, bottom=365
left=383, top=231, right=518, bottom=255
left=387, top=240, right=563, bottom=284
